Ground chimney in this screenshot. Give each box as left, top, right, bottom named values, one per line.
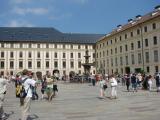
left=155, top=5, right=160, bottom=11
left=135, top=15, right=142, bottom=20
left=128, top=19, right=133, bottom=23
left=117, top=25, right=122, bottom=31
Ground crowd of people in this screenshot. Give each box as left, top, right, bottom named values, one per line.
left=91, top=72, right=160, bottom=99
left=0, top=69, right=59, bottom=120
left=0, top=70, right=160, bottom=120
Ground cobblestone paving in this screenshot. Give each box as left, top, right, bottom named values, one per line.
left=3, top=82, right=160, bottom=120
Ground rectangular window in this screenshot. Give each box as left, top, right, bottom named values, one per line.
left=119, top=36, right=122, bottom=41
left=37, top=44, right=40, bottom=48
left=125, top=45, right=128, bottom=51
left=54, top=61, right=58, bottom=68
left=131, top=54, right=135, bottom=64
left=28, top=61, right=32, bottom=68
left=28, top=52, right=32, bottom=58
left=155, top=66, right=159, bottom=72
left=125, top=34, right=127, bottom=39
left=78, top=53, right=81, bottom=58
left=144, top=26, right=147, bottom=32
left=131, top=43, right=134, bottom=50
left=46, top=44, right=49, bottom=48
left=71, top=45, right=73, bottom=49
left=1, top=52, right=4, bottom=58
left=19, top=61, right=23, bottom=68
left=54, top=52, right=57, bottom=58
left=46, top=52, right=49, bottom=58
left=63, top=53, right=66, bottom=58
left=10, top=61, right=14, bottom=69
left=37, top=52, right=40, bottom=58
left=138, top=53, right=142, bottom=64
left=19, top=52, right=23, bottom=58
left=0, top=61, right=5, bottom=69
left=152, top=23, right=156, bottom=30
left=115, top=48, right=117, bottom=54
left=1, top=43, right=4, bottom=48
left=20, top=43, right=23, bottom=48
left=85, top=45, right=88, bottom=49
left=154, top=50, right=158, bottom=62
left=153, top=36, right=157, bottom=45
left=93, top=53, right=95, bottom=58
left=137, top=41, right=141, bottom=48
left=107, top=59, right=109, bottom=67
left=115, top=57, right=118, bottom=66
left=111, top=49, right=112, bottom=55
left=37, top=61, right=41, bottom=68
left=54, top=44, right=57, bottom=48
left=120, top=46, right=122, bottom=53
left=10, top=52, right=14, bottom=58
left=11, top=43, right=14, bottom=48
left=63, top=61, right=66, bottom=68
left=125, top=56, right=128, bottom=65
left=120, top=57, right=123, bottom=65
left=29, top=43, right=32, bottom=48
left=145, top=52, right=149, bottom=63
left=46, top=61, right=49, bottom=68
left=130, top=32, right=133, bottom=37
left=70, top=61, right=74, bottom=68
left=146, top=66, right=150, bottom=73
left=70, top=53, right=73, bottom=58
left=137, top=29, right=140, bottom=35
left=111, top=58, right=113, bottom=67
left=78, top=45, right=81, bottom=49
left=78, top=61, right=81, bottom=68
left=145, top=39, right=148, bottom=47
left=63, top=44, right=65, bottom=49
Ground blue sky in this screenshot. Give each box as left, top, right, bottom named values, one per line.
left=0, top=0, right=159, bottom=34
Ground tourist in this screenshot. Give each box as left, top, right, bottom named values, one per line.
left=21, top=70, right=36, bottom=120
left=155, top=73, right=160, bottom=92
left=110, top=75, right=118, bottom=99
left=46, top=73, right=54, bottom=101
left=99, top=76, right=107, bottom=98
left=148, top=75, right=153, bottom=91
left=90, top=73, right=96, bottom=86
left=131, top=73, right=138, bottom=92
left=41, top=75, right=47, bottom=100
left=125, top=74, right=130, bottom=92
left=52, top=70, right=59, bottom=97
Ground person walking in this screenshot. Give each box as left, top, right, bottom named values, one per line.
left=148, top=75, right=153, bottom=91
left=21, top=70, right=36, bottom=120
left=110, top=75, right=118, bottom=99
left=125, top=74, right=130, bottom=92
left=131, top=73, right=138, bottom=92
left=155, top=73, right=160, bottom=92
left=0, top=75, right=10, bottom=119
left=99, top=76, right=107, bottom=98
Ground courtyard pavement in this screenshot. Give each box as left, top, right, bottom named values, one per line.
left=3, top=82, right=160, bottom=120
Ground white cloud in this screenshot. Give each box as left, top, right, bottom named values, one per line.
left=7, top=20, right=34, bottom=27
left=13, top=7, right=48, bottom=15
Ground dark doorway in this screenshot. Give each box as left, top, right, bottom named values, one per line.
left=135, top=68, right=142, bottom=73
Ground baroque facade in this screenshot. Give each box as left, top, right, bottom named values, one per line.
left=0, top=27, right=104, bottom=76
left=96, top=6, right=160, bottom=75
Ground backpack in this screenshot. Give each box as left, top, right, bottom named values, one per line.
left=16, top=78, right=29, bottom=98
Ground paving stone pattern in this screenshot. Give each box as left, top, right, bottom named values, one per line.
left=3, top=82, right=160, bottom=120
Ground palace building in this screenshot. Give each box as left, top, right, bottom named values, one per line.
left=96, top=6, right=160, bottom=75
left=0, top=27, right=104, bottom=76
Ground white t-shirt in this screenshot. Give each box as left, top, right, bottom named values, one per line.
left=110, top=77, right=118, bottom=87
left=23, top=78, right=36, bottom=98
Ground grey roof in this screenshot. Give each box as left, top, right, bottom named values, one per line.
left=0, top=27, right=104, bottom=44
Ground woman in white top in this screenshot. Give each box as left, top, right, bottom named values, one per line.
left=110, top=74, right=118, bottom=99
left=99, top=76, right=107, bottom=98
left=148, top=75, right=153, bottom=91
